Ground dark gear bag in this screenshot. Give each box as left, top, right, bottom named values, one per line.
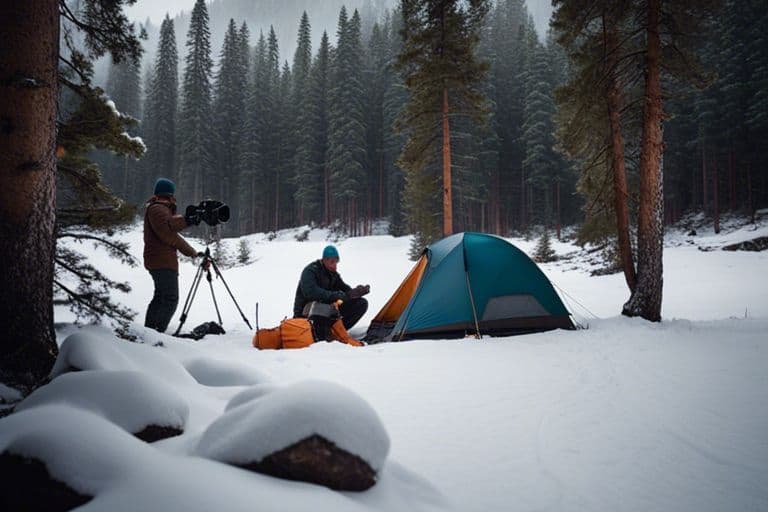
left=302, top=301, right=340, bottom=341
left=177, top=321, right=226, bottom=340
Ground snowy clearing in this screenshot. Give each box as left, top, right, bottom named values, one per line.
left=2, top=216, right=767, bottom=511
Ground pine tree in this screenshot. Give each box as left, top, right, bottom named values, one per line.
left=364, top=22, right=390, bottom=224
left=238, top=31, right=266, bottom=233
left=327, top=7, right=368, bottom=233
left=292, top=12, right=317, bottom=225
left=103, top=55, right=142, bottom=203
left=397, top=0, right=491, bottom=250
left=382, top=11, right=409, bottom=235
left=1, top=0, right=144, bottom=390
left=178, top=0, right=215, bottom=204
left=213, top=19, right=249, bottom=234
left=534, top=229, right=557, bottom=263
left=142, top=15, right=179, bottom=200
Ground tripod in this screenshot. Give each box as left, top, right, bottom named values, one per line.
left=173, top=247, right=253, bottom=337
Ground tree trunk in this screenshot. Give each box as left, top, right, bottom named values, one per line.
left=555, top=182, right=561, bottom=241
left=702, top=145, right=708, bottom=214
left=713, top=156, right=720, bottom=234
left=623, top=0, right=664, bottom=322
left=728, top=150, right=735, bottom=212
left=442, top=87, right=453, bottom=237
left=324, top=164, right=330, bottom=226
left=747, top=163, right=754, bottom=223
left=604, top=14, right=637, bottom=293
left=0, top=0, right=60, bottom=391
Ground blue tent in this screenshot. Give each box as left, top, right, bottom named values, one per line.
left=365, top=232, right=574, bottom=341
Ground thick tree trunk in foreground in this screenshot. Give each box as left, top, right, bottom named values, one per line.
left=604, top=14, right=637, bottom=294
left=623, top=0, right=664, bottom=322
left=442, top=87, right=453, bottom=237
left=0, top=0, right=60, bottom=390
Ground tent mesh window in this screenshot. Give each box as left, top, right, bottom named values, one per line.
left=481, top=295, right=549, bottom=321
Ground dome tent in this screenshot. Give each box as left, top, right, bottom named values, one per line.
left=365, top=232, right=574, bottom=342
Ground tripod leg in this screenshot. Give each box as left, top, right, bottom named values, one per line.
left=206, top=269, right=223, bottom=326
left=209, top=259, right=253, bottom=329
left=173, top=264, right=205, bottom=336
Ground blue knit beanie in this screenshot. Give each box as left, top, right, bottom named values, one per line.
left=153, top=178, right=176, bottom=197
left=322, top=245, right=339, bottom=260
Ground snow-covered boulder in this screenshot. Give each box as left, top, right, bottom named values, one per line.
left=183, top=357, right=268, bottom=387
left=51, top=327, right=196, bottom=386
left=197, top=380, right=390, bottom=491
left=226, top=383, right=280, bottom=411
left=16, top=371, right=189, bottom=442
left=0, top=404, right=152, bottom=510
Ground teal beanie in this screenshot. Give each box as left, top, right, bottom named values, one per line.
left=154, top=178, right=176, bottom=197
left=322, top=245, right=339, bottom=260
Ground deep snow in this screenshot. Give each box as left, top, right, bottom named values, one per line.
left=2, top=215, right=767, bottom=511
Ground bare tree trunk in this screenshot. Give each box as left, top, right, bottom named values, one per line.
left=729, top=149, right=735, bottom=212
left=0, top=0, right=60, bottom=390
left=713, top=156, right=720, bottom=234
left=623, top=0, right=664, bottom=322
left=324, top=164, right=330, bottom=226
left=378, top=153, right=384, bottom=219
left=604, top=12, right=637, bottom=293
left=442, top=87, right=453, bottom=237
left=702, top=145, right=708, bottom=214
left=556, top=182, right=561, bottom=241
left=747, top=163, right=754, bottom=223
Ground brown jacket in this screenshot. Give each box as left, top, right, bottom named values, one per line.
left=143, top=196, right=197, bottom=271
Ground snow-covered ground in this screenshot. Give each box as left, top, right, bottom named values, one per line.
left=3, top=215, right=768, bottom=511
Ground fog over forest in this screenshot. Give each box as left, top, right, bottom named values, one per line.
left=126, top=0, right=553, bottom=68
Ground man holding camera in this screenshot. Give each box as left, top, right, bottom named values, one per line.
left=293, top=245, right=370, bottom=333
left=143, top=178, right=204, bottom=333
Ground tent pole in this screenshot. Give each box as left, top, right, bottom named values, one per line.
left=465, top=271, right=482, bottom=339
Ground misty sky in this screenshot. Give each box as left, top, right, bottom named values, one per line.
left=125, top=0, right=555, bottom=37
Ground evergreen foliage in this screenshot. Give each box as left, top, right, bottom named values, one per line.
left=327, top=7, right=368, bottom=233
left=396, top=0, right=491, bottom=254
left=141, top=15, right=179, bottom=197
left=213, top=19, right=249, bottom=234
left=533, top=229, right=557, bottom=263
left=178, top=0, right=216, bottom=204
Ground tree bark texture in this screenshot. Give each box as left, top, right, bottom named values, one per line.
left=623, top=0, right=664, bottom=322
left=442, top=87, right=453, bottom=237
left=604, top=13, right=637, bottom=293
left=0, top=0, right=60, bottom=389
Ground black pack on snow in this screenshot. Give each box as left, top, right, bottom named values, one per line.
left=176, top=321, right=226, bottom=340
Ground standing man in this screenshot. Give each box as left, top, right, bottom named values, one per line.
left=143, top=178, right=202, bottom=333
left=293, top=245, right=370, bottom=331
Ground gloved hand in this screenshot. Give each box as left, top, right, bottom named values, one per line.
left=185, top=205, right=201, bottom=226
left=348, top=284, right=370, bottom=300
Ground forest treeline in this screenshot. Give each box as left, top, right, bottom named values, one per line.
left=94, top=0, right=767, bottom=245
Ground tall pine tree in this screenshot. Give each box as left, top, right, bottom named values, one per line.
left=178, top=0, right=215, bottom=203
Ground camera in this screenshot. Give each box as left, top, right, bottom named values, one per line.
left=185, top=200, right=230, bottom=226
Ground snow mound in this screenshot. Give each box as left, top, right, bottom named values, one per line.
left=16, top=371, right=189, bottom=434
left=51, top=327, right=195, bottom=386
left=226, top=383, right=280, bottom=411
left=0, top=383, right=22, bottom=403
left=183, top=357, right=268, bottom=387
left=197, top=380, right=390, bottom=471
left=0, top=404, right=152, bottom=496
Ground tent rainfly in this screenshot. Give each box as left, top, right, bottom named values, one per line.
left=365, top=232, right=574, bottom=342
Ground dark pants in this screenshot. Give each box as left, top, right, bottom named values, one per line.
left=339, top=297, right=368, bottom=330
left=145, top=269, right=179, bottom=333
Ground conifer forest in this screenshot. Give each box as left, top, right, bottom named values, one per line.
left=93, top=0, right=768, bottom=253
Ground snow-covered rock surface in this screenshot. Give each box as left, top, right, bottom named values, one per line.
left=197, top=380, right=390, bottom=471
left=16, top=370, right=189, bottom=435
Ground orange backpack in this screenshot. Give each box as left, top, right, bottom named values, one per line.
left=252, top=318, right=315, bottom=350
